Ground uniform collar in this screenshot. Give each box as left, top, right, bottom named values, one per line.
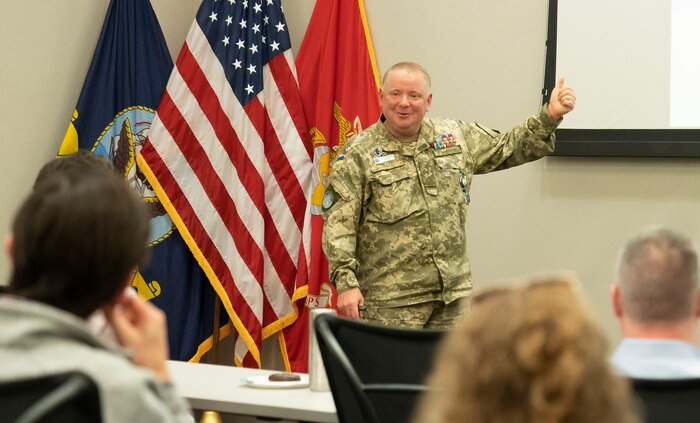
left=375, top=117, right=433, bottom=155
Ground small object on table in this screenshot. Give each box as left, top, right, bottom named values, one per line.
left=268, top=372, right=302, bottom=382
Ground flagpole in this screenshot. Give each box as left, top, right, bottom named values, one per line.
left=212, top=296, right=221, bottom=364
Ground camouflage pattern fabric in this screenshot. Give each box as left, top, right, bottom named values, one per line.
left=360, top=298, right=469, bottom=328
left=322, top=105, right=560, bottom=309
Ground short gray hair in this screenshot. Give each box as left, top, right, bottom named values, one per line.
left=616, top=227, right=699, bottom=323
left=381, top=62, right=432, bottom=92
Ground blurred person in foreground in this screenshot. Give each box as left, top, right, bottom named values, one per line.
left=32, top=150, right=126, bottom=347
left=611, top=227, right=700, bottom=378
left=413, top=274, right=639, bottom=423
left=0, top=154, right=192, bottom=422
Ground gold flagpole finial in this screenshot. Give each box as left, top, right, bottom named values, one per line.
left=199, top=411, right=223, bottom=423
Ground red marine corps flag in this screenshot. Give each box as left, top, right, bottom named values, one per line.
left=138, top=0, right=313, bottom=368
left=280, top=0, right=381, bottom=371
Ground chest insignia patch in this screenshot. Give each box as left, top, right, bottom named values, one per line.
left=372, top=146, right=395, bottom=164
left=431, top=133, right=457, bottom=149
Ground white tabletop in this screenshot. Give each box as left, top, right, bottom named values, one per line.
left=167, top=361, right=338, bottom=422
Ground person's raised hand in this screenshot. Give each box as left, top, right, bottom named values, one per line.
left=547, top=77, right=576, bottom=121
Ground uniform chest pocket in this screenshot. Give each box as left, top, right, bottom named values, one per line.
left=434, top=147, right=463, bottom=171
left=366, top=162, right=420, bottom=224
left=434, top=150, right=469, bottom=204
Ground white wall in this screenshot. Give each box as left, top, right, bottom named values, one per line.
left=3, top=0, right=700, bottom=350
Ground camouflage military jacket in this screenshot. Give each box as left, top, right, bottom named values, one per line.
left=321, top=105, right=560, bottom=308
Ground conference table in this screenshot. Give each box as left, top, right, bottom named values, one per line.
left=167, top=361, right=338, bottom=422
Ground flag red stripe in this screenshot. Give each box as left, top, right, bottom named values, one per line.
left=178, top=41, right=304, bottom=324
left=156, top=90, right=267, bottom=292
left=177, top=42, right=299, bottom=320
left=238, top=98, right=299, bottom=293
left=177, top=44, right=267, bottom=218
left=140, top=141, right=263, bottom=344
left=269, top=54, right=313, bottom=158
left=244, top=95, right=306, bottom=233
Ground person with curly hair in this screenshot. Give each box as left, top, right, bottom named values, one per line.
left=412, top=275, right=639, bottom=423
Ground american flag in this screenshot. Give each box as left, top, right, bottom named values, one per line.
left=138, top=0, right=313, bottom=368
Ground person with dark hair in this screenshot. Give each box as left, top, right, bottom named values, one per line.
left=0, top=158, right=192, bottom=422
left=611, top=227, right=700, bottom=378
left=32, top=150, right=135, bottom=346
left=33, top=149, right=119, bottom=190
left=412, top=275, right=639, bottom=423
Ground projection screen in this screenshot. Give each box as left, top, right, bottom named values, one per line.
left=544, top=0, right=700, bottom=157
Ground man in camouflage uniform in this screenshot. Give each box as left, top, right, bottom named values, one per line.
left=321, top=62, right=576, bottom=328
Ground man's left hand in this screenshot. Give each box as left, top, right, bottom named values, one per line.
left=547, top=77, right=576, bottom=121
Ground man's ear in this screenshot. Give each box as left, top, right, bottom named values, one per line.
left=694, top=289, right=700, bottom=318
left=4, top=234, right=13, bottom=265
left=611, top=284, right=623, bottom=318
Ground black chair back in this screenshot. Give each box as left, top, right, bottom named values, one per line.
left=631, top=377, right=700, bottom=423
left=0, top=371, right=101, bottom=423
left=314, top=313, right=444, bottom=423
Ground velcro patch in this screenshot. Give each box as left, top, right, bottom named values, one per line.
left=322, top=184, right=340, bottom=210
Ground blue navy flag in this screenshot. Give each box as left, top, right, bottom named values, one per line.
left=59, top=0, right=225, bottom=361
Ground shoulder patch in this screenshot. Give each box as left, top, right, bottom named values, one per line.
left=331, top=154, right=346, bottom=172
left=322, top=184, right=340, bottom=211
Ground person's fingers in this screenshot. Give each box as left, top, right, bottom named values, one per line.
left=347, top=308, right=359, bottom=319
left=120, top=294, right=149, bottom=320
left=558, top=89, right=575, bottom=100
left=339, top=300, right=360, bottom=319
left=340, top=303, right=357, bottom=319
left=556, top=77, right=565, bottom=89
left=559, top=92, right=576, bottom=109
left=105, top=304, right=137, bottom=345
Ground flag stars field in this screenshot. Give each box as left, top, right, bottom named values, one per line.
left=191, top=0, right=293, bottom=104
